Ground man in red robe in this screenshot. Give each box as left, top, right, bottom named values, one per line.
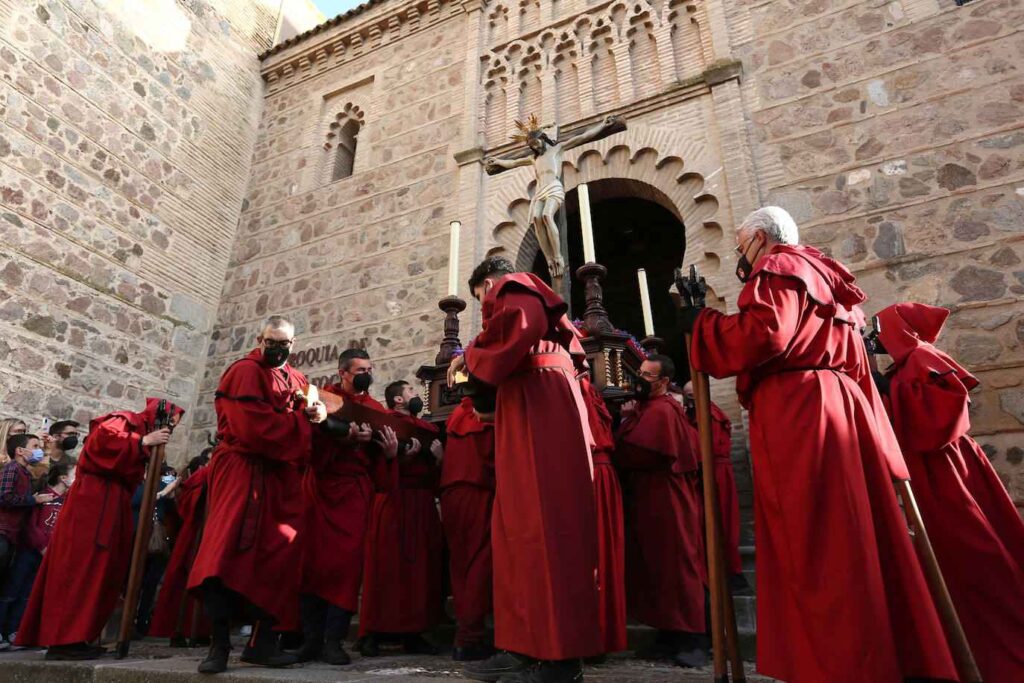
left=297, top=348, right=389, bottom=666
left=440, top=396, right=496, bottom=661
left=150, top=452, right=212, bottom=645
left=450, top=256, right=601, bottom=683
left=680, top=381, right=746, bottom=591
left=579, top=377, right=627, bottom=656
left=678, top=206, right=957, bottom=683
left=17, top=398, right=183, bottom=660
left=614, top=356, right=706, bottom=668
left=358, top=380, right=444, bottom=656
left=187, top=316, right=327, bottom=674
left=872, top=302, right=1024, bottom=682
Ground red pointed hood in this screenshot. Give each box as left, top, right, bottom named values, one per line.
left=753, top=244, right=866, bottom=326
left=877, top=302, right=977, bottom=390
left=876, top=303, right=949, bottom=364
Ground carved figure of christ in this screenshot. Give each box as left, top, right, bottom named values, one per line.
left=485, top=116, right=624, bottom=283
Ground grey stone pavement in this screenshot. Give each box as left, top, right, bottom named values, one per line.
left=2, top=640, right=774, bottom=682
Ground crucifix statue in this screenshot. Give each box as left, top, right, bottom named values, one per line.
left=484, top=114, right=626, bottom=295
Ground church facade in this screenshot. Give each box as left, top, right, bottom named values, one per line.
left=0, top=0, right=1021, bottom=507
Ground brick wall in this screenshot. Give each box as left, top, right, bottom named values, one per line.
left=192, top=7, right=469, bottom=450
left=0, top=0, right=277, bottom=463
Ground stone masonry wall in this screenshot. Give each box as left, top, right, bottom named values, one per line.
left=192, top=6, right=468, bottom=451
left=0, top=0, right=278, bottom=464
left=729, top=0, right=1024, bottom=504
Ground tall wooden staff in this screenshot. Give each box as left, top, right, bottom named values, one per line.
left=676, top=266, right=745, bottom=683
left=864, top=324, right=983, bottom=683
left=116, top=400, right=172, bottom=659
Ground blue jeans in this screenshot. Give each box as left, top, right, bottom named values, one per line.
left=0, top=547, right=42, bottom=636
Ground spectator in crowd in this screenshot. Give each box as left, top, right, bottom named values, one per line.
left=0, top=458, right=76, bottom=648
left=0, top=434, right=55, bottom=638
left=46, top=421, right=81, bottom=464
left=0, top=420, right=28, bottom=468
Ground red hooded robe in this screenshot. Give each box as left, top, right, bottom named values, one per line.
left=18, top=398, right=184, bottom=647
left=187, top=349, right=311, bottom=630
left=302, top=386, right=391, bottom=613
left=358, top=410, right=444, bottom=635
left=580, top=378, right=627, bottom=653
left=878, top=302, right=1024, bottom=682
left=440, top=397, right=495, bottom=647
left=614, top=393, right=705, bottom=633
left=686, top=402, right=743, bottom=576
left=690, top=245, right=956, bottom=683
left=463, top=272, right=601, bottom=660
left=149, top=465, right=211, bottom=639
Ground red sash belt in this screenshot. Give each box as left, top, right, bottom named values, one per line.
left=513, top=351, right=575, bottom=376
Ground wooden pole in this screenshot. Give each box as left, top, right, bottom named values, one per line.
left=895, top=480, right=983, bottom=683
left=116, top=442, right=166, bottom=658
left=687, top=338, right=744, bottom=682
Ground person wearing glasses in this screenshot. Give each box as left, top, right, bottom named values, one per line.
left=676, top=206, right=957, bottom=683
left=188, top=315, right=327, bottom=674
left=613, top=355, right=706, bottom=668
left=45, top=421, right=81, bottom=464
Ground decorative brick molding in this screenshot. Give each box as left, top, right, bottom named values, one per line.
left=486, top=122, right=738, bottom=307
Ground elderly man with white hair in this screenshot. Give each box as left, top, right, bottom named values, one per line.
left=676, top=207, right=958, bottom=683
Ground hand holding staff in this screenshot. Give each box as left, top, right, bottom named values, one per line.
left=675, top=266, right=745, bottom=683
left=116, top=400, right=173, bottom=659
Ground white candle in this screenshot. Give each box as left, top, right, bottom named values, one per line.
left=637, top=268, right=654, bottom=337
left=447, top=221, right=461, bottom=296
left=579, top=183, right=596, bottom=263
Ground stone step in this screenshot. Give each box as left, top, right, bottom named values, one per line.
left=3, top=646, right=777, bottom=683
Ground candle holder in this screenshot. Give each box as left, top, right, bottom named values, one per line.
left=640, top=335, right=665, bottom=355
left=435, top=295, right=467, bottom=365
left=575, top=262, right=614, bottom=336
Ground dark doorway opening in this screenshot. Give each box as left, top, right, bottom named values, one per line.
left=528, top=182, right=689, bottom=379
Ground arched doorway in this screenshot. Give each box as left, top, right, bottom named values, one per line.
left=524, top=179, right=689, bottom=378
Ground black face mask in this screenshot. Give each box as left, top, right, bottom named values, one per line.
left=60, top=436, right=79, bottom=452
left=735, top=236, right=765, bottom=283
left=353, top=373, right=373, bottom=393
left=683, top=398, right=696, bottom=418
left=408, top=397, right=424, bottom=417
left=263, top=346, right=290, bottom=368
left=863, top=329, right=888, bottom=356
left=635, top=377, right=653, bottom=401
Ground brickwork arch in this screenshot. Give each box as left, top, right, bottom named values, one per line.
left=487, top=123, right=736, bottom=307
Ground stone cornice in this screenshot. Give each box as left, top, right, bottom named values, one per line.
left=261, top=0, right=466, bottom=94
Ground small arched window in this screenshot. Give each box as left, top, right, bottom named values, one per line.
left=323, top=103, right=365, bottom=183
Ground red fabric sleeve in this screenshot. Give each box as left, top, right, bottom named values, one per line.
left=217, top=361, right=311, bottom=463
left=615, top=397, right=698, bottom=472
left=83, top=415, right=146, bottom=475
left=690, top=275, right=803, bottom=379
left=889, top=351, right=973, bottom=454
left=464, top=289, right=550, bottom=386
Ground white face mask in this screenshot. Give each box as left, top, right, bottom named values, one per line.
left=161, top=474, right=176, bottom=485
left=62, top=474, right=75, bottom=489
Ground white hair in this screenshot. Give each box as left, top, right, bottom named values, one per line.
left=739, top=206, right=800, bottom=245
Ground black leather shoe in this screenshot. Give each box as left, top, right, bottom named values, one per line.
left=45, top=643, right=105, bottom=661
left=499, top=659, right=583, bottom=683
left=357, top=634, right=380, bottom=657
left=403, top=633, right=439, bottom=655
left=198, top=644, right=230, bottom=674
left=464, top=651, right=533, bottom=682
left=323, top=639, right=351, bottom=665
left=169, top=635, right=188, bottom=648
left=674, top=647, right=709, bottom=668
left=453, top=643, right=497, bottom=661
left=293, top=637, right=322, bottom=663
left=240, top=643, right=298, bottom=667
